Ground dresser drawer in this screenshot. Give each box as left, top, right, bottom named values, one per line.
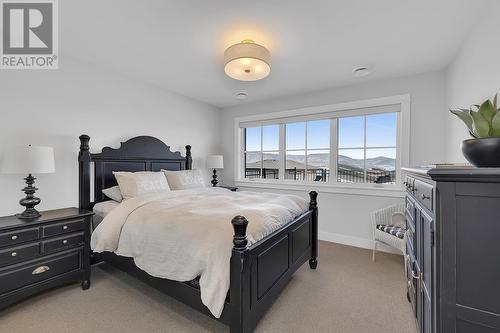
left=0, top=228, right=39, bottom=248
left=0, top=243, right=40, bottom=267
left=42, top=219, right=84, bottom=238
left=42, top=233, right=84, bottom=253
left=0, top=250, right=81, bottom=295
left=415, top=179, right=433, bottom=212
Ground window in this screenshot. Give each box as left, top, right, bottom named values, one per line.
left=238, top=96, right=408, bottom=191
left=285, top=120, right=330, bottom=182
left=244, top=125, right=279, bottom=179
left=338, top=113, right=397, bottom=184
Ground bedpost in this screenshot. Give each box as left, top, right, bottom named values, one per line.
left=185, top=145, right=192, bottom=170
left=79, top=135, right=91, bottom=211
left=309, top=191, right=318, bottom=269
left=230, top=215, right=249, bottom=333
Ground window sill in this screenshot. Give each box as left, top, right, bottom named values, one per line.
left=234, top=179, right=405, bottom=198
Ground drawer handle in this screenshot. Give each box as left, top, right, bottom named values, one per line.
left=421, top=194, right=431, bottom=200
left=62, top=240, right=68, bottom=244
left=32, top=266, right=50, bottom=275
left=11, top=252, right=17, bottom=257
left=63, top=226, right=68, bottom=230
left=11, top=235, right=18, bottom=240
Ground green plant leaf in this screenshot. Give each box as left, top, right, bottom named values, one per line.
left=491, top=111, right=500, bottom=137
left=450, top=109, right=475, bottom=135
left=470, top=111, right=491, bottom=137
left=493, top=93, right=498, bottom=109
left=478, top=100, right=497, bottom=125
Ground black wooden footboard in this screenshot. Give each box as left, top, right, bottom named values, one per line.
left=230, top=191, right=318, bottom=333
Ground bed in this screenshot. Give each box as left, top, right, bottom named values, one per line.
left=78, top=135, right=318, bottom=333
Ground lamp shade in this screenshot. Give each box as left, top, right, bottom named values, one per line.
left=206, top=155, right=224, bottom=169
left=224, top=40, right=271, bottom=81
left=1, top=146, right=55, bottom=174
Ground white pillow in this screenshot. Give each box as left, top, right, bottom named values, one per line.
left=113, top=171, right=170, bottom=200
left=102, top=185, right=123, bottom=202
left=162, top=169, right=207, bottom=190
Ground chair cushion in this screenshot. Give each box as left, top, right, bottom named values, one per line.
left=376, top=224, right=405, bottom=239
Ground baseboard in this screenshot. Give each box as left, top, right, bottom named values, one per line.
left=319, top=231, right=401, bottom=255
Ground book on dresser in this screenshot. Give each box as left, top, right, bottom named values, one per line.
left=0, top=208, right=93, bottom=310
left=402, top=167, right=500, bottom=333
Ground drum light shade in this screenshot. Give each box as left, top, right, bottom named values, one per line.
left=224, top=40, right=271, bottom=81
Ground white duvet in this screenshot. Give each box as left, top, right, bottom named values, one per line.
left=91, top=187, right=308, bottom=318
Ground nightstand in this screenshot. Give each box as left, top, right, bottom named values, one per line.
left=0, top=208, right=93, bottom=310
left=219, top=186, right=238, bottom=192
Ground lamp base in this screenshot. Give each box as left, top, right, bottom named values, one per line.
left=16, top=208, right=41, bottom=220
left=17, top=174, right=42, bottom=220
left=211, top=169, right=219, bottom=187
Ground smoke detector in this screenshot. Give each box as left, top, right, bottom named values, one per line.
left=352, top=66, right=372, bottom=78
left=235, top=92, right=248, bottom=100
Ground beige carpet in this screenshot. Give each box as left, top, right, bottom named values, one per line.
left=0, top=241, right=417, bottom=333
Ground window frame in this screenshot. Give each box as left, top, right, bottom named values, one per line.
left=235, top=95, right=410, bottom=198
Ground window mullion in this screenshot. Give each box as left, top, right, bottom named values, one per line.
left=279, top=124, right=285, bottom=180
left=363, top=116, right=367, bottom=183
left=260, top=126, right=263, bottom=179
left=304, top=122, right=308, bottom=182
left=330, top=118, right=338, bottom=184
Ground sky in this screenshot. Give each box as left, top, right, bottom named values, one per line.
left=245, top=113, right=397, bottom=159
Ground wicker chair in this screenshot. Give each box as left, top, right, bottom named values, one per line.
left=371, top=202, right=406, bottom=262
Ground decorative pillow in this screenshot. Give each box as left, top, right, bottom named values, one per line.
left=162, top=169, right=207, bottom=190
left=102, top=185, right=123, bottom=203
left=113, top=171, right=170, bottom=200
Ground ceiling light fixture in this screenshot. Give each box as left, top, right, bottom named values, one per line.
left=352, top=66, right=371, bottom=78
left=224, top=39, right=271, bottom=81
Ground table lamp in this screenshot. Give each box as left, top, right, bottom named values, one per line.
left=0, top=145, right=55, bottom=219
left=206, top=155, right=223, bottom=187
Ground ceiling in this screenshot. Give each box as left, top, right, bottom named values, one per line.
left=62, top=0, right=489, bottom=108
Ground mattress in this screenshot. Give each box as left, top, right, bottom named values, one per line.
left=92, top=200, right=119, bottom=229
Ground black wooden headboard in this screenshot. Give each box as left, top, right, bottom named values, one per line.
left=78, top=135, right=192, bottom=210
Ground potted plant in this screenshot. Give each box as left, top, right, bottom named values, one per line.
left=450, top=94, right=500, bottom=167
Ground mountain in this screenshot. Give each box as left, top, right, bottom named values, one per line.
left=245, top=152, right=395, bottom=171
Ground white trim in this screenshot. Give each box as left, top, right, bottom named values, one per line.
left=235, top=96, right=405, bottom=124
left=235, top=181, right=405, bottom=198
left=319, top=231, right=401, bottom=255
left=234, top=94, right=411, bottom=194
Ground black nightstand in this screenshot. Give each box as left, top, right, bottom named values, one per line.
left=0, top=208, right=93, bottom=310
left=218, top=186, right=238, bottom=192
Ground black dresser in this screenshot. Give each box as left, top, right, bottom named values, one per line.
left=403, top=167, right=500, bottom=333
left=0, top=208, right=93, bottom=310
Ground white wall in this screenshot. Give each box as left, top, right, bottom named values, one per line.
left=219, top=71, right=447, bottom=249
left=445, top=1, right=500, bottom=162
left=0, top=57, right=220, bottom=216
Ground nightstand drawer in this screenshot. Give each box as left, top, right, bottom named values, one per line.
left=0, top=228, right=39, bottom=248
left=0, top=243, right=40, bottom=267
left=42, top=219, right=84, bottom=238
left=42, top=233, right=84, bottom=253
left=0, top=250, right=81, bottom=295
